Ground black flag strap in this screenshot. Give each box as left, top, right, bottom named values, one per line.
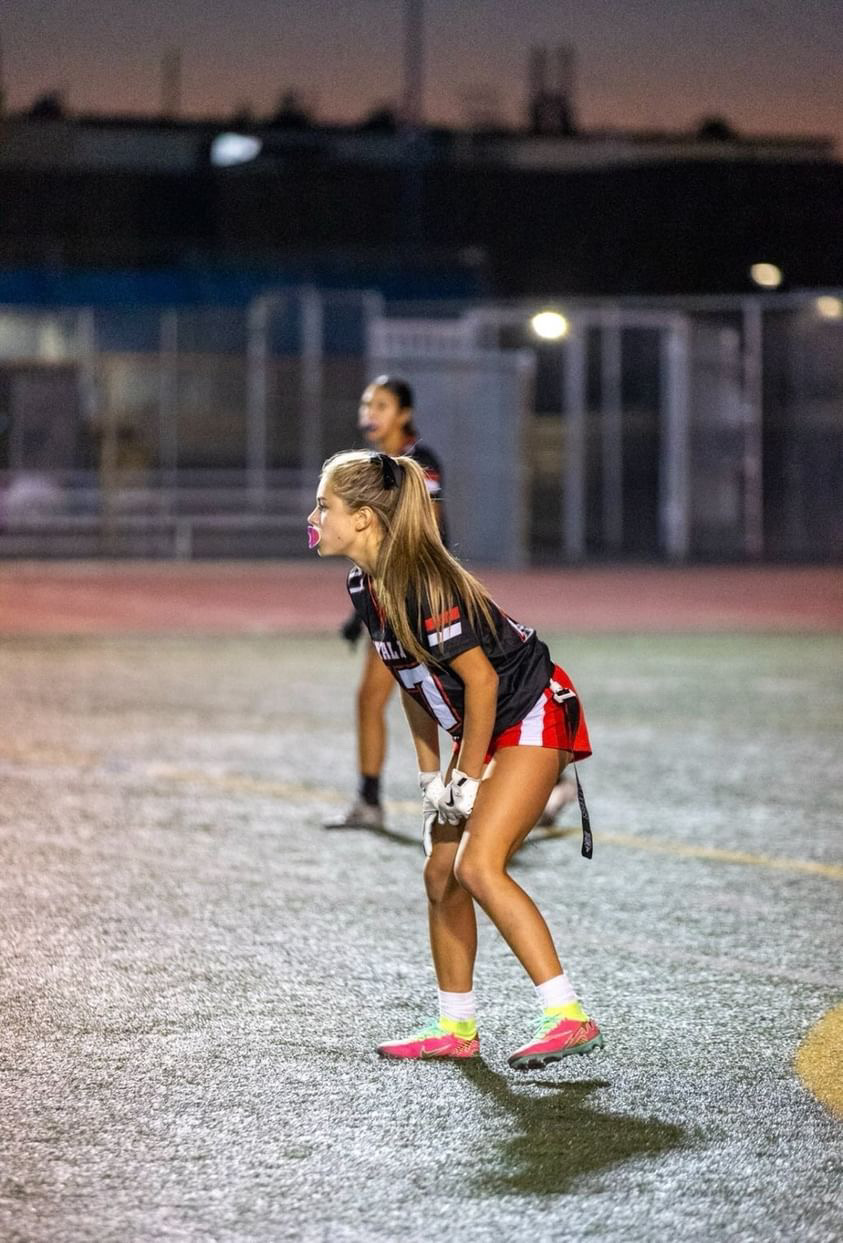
left=557, top=690, right=593, bottom=860
left=574, top=765, right=593, bottom=860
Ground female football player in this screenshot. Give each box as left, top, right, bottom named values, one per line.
left=324, top=376, right=446, bottom=831
left=324, top=375, right=577, bottom=835
left=308, top=449, right=603, bottom=1070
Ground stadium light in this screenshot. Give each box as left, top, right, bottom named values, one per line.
left=815, top=295, right=843, bottom=320
left=530, top=310, right=569, bottom=340
left=210, top=132, right=262, bottom=167
left=749, top=262, right=783, bottom=289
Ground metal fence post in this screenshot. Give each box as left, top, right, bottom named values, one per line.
left=246, top=295, right=270, bottom=508
left=562, top=317, right=587, bottom=561
left=76, top=308, right=98, bottom=442
left=362, top=290, right=386, bottom=377
left=659, top=317, right=691, bottom=560
left=299, top=286, right=324, bottom=485
left=158, top=309, right=179, bottom=502
left=600, top=306, right=624, bottom=554
left=741, top=298, right=764, bottom=558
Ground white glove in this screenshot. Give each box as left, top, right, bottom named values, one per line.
left=418, top=771, right=446, bottom=857
left=437, top=770, right=481, bottom=825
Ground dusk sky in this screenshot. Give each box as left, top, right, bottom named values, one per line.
left=4, top=0, right=842, bottom=148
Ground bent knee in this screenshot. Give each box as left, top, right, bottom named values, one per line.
left=424, top=858, right=458, bottom=905
left=453, top=853, right=498, bottom=902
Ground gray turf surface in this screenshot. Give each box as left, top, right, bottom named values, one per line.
left=1, top=633, right=842, bottom=1242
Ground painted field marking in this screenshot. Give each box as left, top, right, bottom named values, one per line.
left=4, top=747, right=840, bottom=884
left=0, top=741, right=100, bottom=767
left=587, top=831, right=843, bottom=881
left=155, top=768, right=843, bottom=882
left=793, top=1005, right=843, bottom=1118
left=149, top=766, right=323, bottom=803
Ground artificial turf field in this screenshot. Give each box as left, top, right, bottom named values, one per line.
left=1, top=622, right=841, bottom=1241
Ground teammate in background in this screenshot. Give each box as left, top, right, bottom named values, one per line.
left=307, top=450, right=603, bottom=1070
left=324, top=376, right=446, bottom=831
left=324, top=375, right=576, bottom=834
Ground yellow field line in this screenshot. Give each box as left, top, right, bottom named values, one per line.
left=4, top=749, right=841, bottom=883
left=150, top=767, right=326, bottom=803
left=155, top=767, right=843, bottom=881
left=793, top=1005, right=843, bottom=1118
left=0, top=741, right=101, bottom=766
left=594, top=831, right=843, bottom=881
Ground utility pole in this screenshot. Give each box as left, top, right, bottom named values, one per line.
left=399, top=0, right=426, bottom=253
left=161, top=48, right=182, bottom=119
left=0, top=31, right=6, bottom=119
left=401, top=0, right=424, bottom=127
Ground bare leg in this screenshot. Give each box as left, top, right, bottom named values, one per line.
left=357, top=644, right=395, bottom=778
left=424, top=822, right=477, bottom=993
left=454, top=748, right=571, bottom=984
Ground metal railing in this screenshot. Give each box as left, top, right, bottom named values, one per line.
left=0, top=288, right=841, bottom=562
left=0, top=469, right=310, bottom=559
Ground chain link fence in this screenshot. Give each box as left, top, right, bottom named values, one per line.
left=0, top=289, right=840, bottom=563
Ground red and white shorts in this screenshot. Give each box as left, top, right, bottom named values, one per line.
left=459, top=664, right=592, bottom=764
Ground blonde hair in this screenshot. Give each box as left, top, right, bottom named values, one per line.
left=320, top=449, right=497, bottom=665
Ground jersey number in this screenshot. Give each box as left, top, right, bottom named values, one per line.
left=398, top=664, right=458, bottom=732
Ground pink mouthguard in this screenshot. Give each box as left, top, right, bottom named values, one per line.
left=307, top=525, right=321, bottom=549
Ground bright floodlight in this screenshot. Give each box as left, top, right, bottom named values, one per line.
left=815, top=295, right=843, bottom=320
left=750, top=262, right=783, bottom=289
left=530, top=310, right=569, bottom=340
left=210, top=132, right=262, bottom=167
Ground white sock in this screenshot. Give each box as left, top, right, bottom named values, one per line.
left=535, top=973, right=578, bottom=1011
left=438, top=989, right=477, bottom=1022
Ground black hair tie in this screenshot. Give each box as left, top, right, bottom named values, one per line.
left=373, top=452, right=404, bottom=491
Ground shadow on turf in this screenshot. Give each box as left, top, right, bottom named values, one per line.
left=354, top=824, right=420, bottom=849
left=454, top=1061, right=687, bottom=1195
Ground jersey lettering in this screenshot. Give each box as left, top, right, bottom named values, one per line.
left=373, top=638, right=406, bottom=662
left=346, top=568, right=553, bottom=740
left=397, top=663, right=458, bottom=731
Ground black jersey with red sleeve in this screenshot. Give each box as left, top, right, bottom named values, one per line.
left=402, top=437, right=443, bottom=500
left=346, top=568, right=554, bottom=740
left=403, top=437, right=448, bottom=546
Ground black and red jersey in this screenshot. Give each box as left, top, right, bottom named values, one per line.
left=347, top=568, right=554, bottom=740
left=402, top=437, right=448, bottom=546
left=402, top=437, right=443, bottom=501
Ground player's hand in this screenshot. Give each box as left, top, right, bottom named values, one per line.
left=418, top=770, right=446, bottom=856
left=436, top=770, right=481, bottom=824
left=340, top=612, right=364, bottom=648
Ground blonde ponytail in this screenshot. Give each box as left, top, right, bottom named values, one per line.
left=320, top=450, right=497, bottom=665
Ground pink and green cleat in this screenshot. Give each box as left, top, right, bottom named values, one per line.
left=377, top=1017, right=480, bottom=1060
left=508, top=1008, right=604, bottom=1070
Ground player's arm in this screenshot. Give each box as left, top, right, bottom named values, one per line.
left=400, top=688, right=440, bottom=773
left=447, top=645, right=499, bottom=779
left=339, top=610, right=364, bottom=646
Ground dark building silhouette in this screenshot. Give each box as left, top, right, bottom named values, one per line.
left=0, top=113, right=840, bottom=298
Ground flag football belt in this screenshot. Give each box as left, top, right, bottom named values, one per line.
left=574, top=766, right=593, bottom=860
left=560, top=694, right=593, bottom=860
